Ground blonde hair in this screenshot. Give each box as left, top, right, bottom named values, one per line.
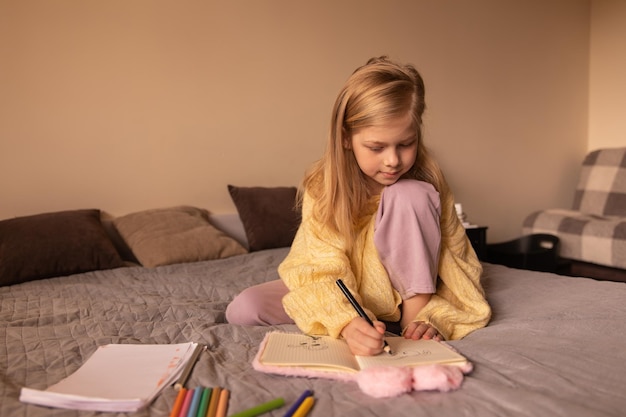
left=301, top=56, right=447, bottom=246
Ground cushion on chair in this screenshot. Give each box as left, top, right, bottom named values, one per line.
left=572, top=147, right=626, bottom=216
left=523, top=209, right=626, bottom=270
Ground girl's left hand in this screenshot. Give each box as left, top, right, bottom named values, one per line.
left=403, top=321, right=443, bottom=341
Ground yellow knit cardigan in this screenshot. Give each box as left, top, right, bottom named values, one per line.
left=278, top=184, right=491, bottom=340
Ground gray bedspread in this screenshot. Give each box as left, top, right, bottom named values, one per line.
left=1, top=247, right=625, bottom=417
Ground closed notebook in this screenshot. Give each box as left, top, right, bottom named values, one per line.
left=253, top=331, right=468, bottom=381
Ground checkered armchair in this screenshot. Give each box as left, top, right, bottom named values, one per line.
left=523, top=147, right=626, bottom=270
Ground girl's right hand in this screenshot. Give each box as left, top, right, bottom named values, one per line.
left=340, top=317, right=387, bottom=356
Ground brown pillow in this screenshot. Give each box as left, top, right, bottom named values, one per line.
left=101, top=212, right=139, bottom=264
left=228, top=185, right=301, bottom=251
left=113, top=206, right=247, bottom=267
left=0, top=209, right=125, bottom=286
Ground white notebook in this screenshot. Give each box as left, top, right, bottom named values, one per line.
left=20, top=342, right=200, bottom=412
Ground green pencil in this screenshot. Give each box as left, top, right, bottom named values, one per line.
left=229, top=397, right=285, bottom=417
left=197, top=387, right=211, bottom=417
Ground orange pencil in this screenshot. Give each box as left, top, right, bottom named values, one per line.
left=169, top=388, right=187, bottom=417
left=206, top=386, right=221, bottom=417
left=215, top=389, right=230, bottom=417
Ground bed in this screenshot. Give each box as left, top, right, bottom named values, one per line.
left=1, top=193, right=626, bottom=417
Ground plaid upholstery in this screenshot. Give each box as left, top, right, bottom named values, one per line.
left=523, top=147, right=626, bottom=270
left=572, top=147, right=626, bottom=216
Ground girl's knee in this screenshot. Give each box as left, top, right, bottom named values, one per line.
left=384, top=180, right=440, bottom=216
left=225, top=280, right=292, bottom=326
left=225, top=288, right=263, bottom=325
left=226, top=287, right=267, bottom=326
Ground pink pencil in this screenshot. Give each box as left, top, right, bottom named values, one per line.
left=178, top=388, right=194, bottom=417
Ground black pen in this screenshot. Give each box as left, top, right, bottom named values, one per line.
left=336, top=279, right=392, bottom=355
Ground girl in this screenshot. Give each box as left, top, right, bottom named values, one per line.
left=226, top=56, right=491, bottom=356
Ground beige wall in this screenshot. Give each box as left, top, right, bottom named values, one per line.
left=588, top=0, right=626, bottom=151
left=0, top=1, right=595, bottom=242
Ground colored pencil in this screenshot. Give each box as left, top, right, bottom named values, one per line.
left=169, top=387, right=187, bottom=417
left=206, top=386, right=221, bottom=417
left=292, top=396, right=314, bottom=417
left=178, top=388, right=194, bottom=417
left=229, top=397, right=286, bottom=417
left=186, top=386, right=203, bottom=417
left=215, top=388, right=230, bottom=417
left=282, top=390, right=313, bottom=417
left=197, top=387, right=212, bottom=417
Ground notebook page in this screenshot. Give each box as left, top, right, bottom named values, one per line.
left=355, top=338, right=467, bottom=370
left=260, top=332, right=359, bottom=372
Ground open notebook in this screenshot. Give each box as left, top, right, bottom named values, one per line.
left=253, top=331, right=468, bottom=381
left=20, top=342, right=200, bottom=412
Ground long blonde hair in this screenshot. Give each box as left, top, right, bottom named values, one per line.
left=301, top=56, right=447, bottom=246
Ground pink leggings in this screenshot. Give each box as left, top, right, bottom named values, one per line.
left=225, top=180, right=441, bottom=326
